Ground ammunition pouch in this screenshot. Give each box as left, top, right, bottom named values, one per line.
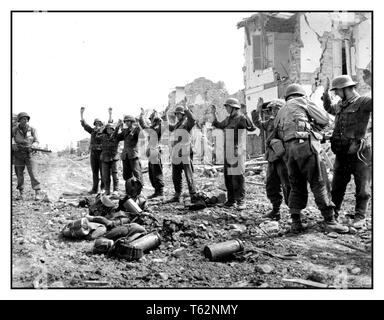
left=309, top=131, right=323, bottom=155
left=268, top=139, right=286, bottom=162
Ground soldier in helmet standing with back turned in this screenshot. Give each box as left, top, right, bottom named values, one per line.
left=323, top=75, right=372, bottom=229
left=12, top=112, right=41, bottom=200
left=274, top=84, right=349, bottom=234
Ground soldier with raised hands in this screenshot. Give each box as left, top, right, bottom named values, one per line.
left=165, top=103, right=198, bottom=203
left=323, top=75, right=372, bottom=229
left=252, top=97, right=290, bottom=220
left=116, top=114, right=143, bottom=193
left=212, top=98, right=256, bottom=210
left=139, top=107, right=164, bottom=199
left=80, top=106, right=105, bottom=194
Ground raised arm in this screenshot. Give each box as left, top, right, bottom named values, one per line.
left=251, top=98, right=267, bottom=130
left=80, top=107, right=93, bottom=133
left=322, top=78, right=337, bottom=116
left=211, top=105, right=228, bottom=129
left=184, top=106, right=197, bottom=130
left=306, top=98, right=330, bottom=126
left=139, top=108, right=150, bottom=129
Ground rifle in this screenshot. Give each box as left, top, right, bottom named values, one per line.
left=15, top=145, right=52, bottom=153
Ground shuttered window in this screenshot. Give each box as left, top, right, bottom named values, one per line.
left=253, top=35, right=263, bottom=71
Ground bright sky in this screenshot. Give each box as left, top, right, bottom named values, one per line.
left=12, top=12, right=250, bottom=151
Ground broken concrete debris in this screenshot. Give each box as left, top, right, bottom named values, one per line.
left=255, top=264, right=274, bottom=275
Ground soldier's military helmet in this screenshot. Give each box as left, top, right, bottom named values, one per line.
left=93, top=118, right=103, bottom=125
left=149, top=110, right=161, bottom=122
left=174, top=106, right=185, bottom=115
left=224, top=98, right=241, bottom=109
left=125, top=177, right=143, bottom=198
left=267, top=99, right=285, bottom=109
left=17, top=112, right=30, bottom=122
left=103, top=122, right=116, bottom=133
left=123, top=115, right=136, bottom=122
left=330, top=75, right=357, bottom=90
left=285, top=84, right=306, bottom=99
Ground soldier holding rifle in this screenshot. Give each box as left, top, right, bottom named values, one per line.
left=12, top=112, right=43, bottom=200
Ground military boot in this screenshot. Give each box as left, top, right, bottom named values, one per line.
left=34, top=190, right=41, bottom=201
left=290, top=209, right=305, bottom=234
left=148, top=189, right=164, bottom=199
left=16, top=190, right=24, bottom=200
left=165, top=193, right=181, bottom=203
left=264, top=207, right=281, bottom=221
left=290, top=216, right=305, bottom=234
left=323, top=217, right=349, bottom=234
left=352, top=215, right=366, bottom=229
left=236, top=200, right=246, bottom=211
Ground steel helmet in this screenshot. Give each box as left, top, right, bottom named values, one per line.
left=224, top=98, right=241, bottom=109
left=103, top=122, right=116, bottom=133
left=17, top=112, right=30, bottom=122
left=174, top=106, right=185, bottom=115
left=125, top=177, right=143, bottom=198
left=285, top=84, right=306, bottom=99
left=330, top=75, right=357, bottom=90
left=149, top=110, right=161, bottom=122
left=123, top=115, right=136, bottom=122
left=93, top=118, right=103, bottom=126
left=267, top=99, right=285, bottom=109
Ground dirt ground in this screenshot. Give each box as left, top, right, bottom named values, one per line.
left=11, top=153, right=372, bottom=289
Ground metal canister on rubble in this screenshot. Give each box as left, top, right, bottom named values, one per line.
left=204, top=239, right=244, bottom=261
left=128, top=232, right=162, bottom=252
left=93, top=238, right=114, bottom=254
left=123, top=198, right=142, bottom=214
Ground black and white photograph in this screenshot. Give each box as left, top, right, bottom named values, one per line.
left=6, top=4, right=378, bottom=299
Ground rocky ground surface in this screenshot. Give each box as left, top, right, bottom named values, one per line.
left=12, top=153, right=372, bottom=289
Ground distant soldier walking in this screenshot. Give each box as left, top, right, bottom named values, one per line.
left=80, top=107, right=105, bottom=194
left=275, top=84, right=349, bottom=234
left=212, top=98, right=256, bottom=210
left=139, top=108, right=165, bottom=198
left=323, top=75, right=372, bottom=229
left=12, top=112, right=41, bottom=200
left=252, top=98, right=290, bottom=220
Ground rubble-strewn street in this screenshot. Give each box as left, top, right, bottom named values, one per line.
left=12, top=153, right=372, bottom=288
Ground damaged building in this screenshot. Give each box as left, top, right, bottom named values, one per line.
left=167, top=77, right=259, bottom=163
left=237, top=11, right=372, bottom=150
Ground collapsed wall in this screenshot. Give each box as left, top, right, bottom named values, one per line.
left=168, top=77, right=245, bottom=126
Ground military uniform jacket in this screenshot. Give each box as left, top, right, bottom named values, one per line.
left=80, top=120, right=103, bottom=151
left=12, top=124, right=38, bottom=157
left=275, top=97, right=330, bottom=142
left=97, top=131, right=120, bottom=162
left=117, top=125, right=141, bottom=160
left=323, top=92, right=372, bottom=154
left=213, top=112, right=256, bottom=164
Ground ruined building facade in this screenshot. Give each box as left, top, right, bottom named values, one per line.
left=237, top=12, right=372, bottom=111
left=167, top=77, right=261, bottom=163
